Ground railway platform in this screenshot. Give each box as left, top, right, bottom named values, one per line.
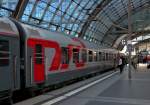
left=14, top=64, right=150, bottom=105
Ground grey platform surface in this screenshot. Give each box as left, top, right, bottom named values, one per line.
left=55, top=64, right=150, bottom=105
left=85, top=101, right=136, bottom=105
left=14, top=70, right=115, bottom=105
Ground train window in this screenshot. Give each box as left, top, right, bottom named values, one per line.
left=113, top=54, right=115, bottom=59
left=73, top=48, right=79, bottom=63
left=112, top=54, right=114, bottom=60
left=105, top=53, right=107, bottom=61
left=107, top=53, right=110, bottom=60
left=94, top=51, right=98, bottom=62
left=108, top=53, right=111, bottom=60
left=99, top=52, right=102, bottom=61
left=110, top=54, right=112, bottom=60
left=88, top=50, right=93, bottom=62
left=0, top=40, right=9, bottom=66
left=35, top=44, right=42, bottom=64
left=102, top=52, right=105, bottom=61
left=114, top=54, right=116, bottom=59
left=108, top=53, right=110, bottom=60
left=61, top=47, right=69, bottom=64
left=81, top=49, right=87, bottom=62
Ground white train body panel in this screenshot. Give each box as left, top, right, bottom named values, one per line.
left=0, top=17, right=120, bottom=95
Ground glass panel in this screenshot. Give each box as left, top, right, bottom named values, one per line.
left=82, top=49, right=87, bottom=62
left=78, top=12, right=85, bottom=20
left=61, top=0, right=71, bottom=12
left=32, top=1, right=47, bottom=19
left=50, top=25, right=57, bottom=31
left=0, top=0, right=19, bottom=10
left=40, top=21, right=49, bottom=28
left=0, top=0, right=19, bottom=16
left=53, top=14, right=61, bottom=24
left=49, top=5, right=57, bottom=13
left=23, top=1, right=34, bottom=16
left=43, top=10, right=54, bottom=21
left=51, top=0, right=61, bottom=8
left=94, top=51, right=98, bottom=62
left=73, top=6, right=81, bottom=18
left=21, top=14, right=29, bottom=21
left=64, top=14, right=70, bottom=20
left=61, top=47, right=69, bottom=64
left=72, top=24, right=79, bottom=31
left=85, top=1, right=95, bottom=9
left=73, top=48, right=79, bottom=63
left=67, top=24, right=73, bottom=30
left=0, top=9, right=11, bottom=16
left=88, top=50, right=93, bottom=62
left=80, top=0, right=89, bottom=7
left=67, top=2, right=77, bottom=15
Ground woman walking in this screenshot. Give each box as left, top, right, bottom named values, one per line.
left=119, top=57, right=123, bottom=73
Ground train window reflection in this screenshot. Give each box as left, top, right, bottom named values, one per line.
left=99, top=52, right=102, bottom=61
left=88, top=50, right=93, bottom=62
left=61, top=47, right=69, bottom=64
left=102, top=52, right=105, bottom=61
left=81, top=49, right=87, bottom=62
left=73, top=48, right=79, bottom=63
left=94, top=51, right=98, bottom=62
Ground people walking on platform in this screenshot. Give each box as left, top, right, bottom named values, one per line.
left=119, top=57, right=123, bottom=73
left=131, top=55, right=138, bottom=70
left=118, top=56, right=127, bottom=73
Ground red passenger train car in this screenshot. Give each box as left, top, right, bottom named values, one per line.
left=0, top=17, right=119, bottom=104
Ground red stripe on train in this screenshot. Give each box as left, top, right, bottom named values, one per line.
left=27, top=38, right=61, bottom=83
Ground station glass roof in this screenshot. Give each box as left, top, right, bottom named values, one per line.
left=0, top=0, right=19, bottom=16
left=0, top=0, right=150, bottom=49
left=21, top=0, right=103, bottom=38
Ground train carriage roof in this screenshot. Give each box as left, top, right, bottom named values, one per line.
left=21, top=23, right=80, bottom=47
left=80, top=38, right=118, bottom=53
left=78, top=38, right=114, bottom=50
left=21, top=22, right=119, bottom=52
left=0, top=17, right=119, bottom=53
left=0, top=17, right=19, bottom=37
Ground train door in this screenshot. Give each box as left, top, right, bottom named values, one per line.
left=29, top=44, right=45, bottom=84
left=27, top=38, right=61, bottom=86
left=27, top=41, right=45, bottom=87
left=34, top=44, right=45, bottom=83
left=0, top=35, right=20, bottom=96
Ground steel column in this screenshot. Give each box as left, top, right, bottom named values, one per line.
left=127, top=0, right=132, bottom=79
left=12, top=0, right=29, bottom=20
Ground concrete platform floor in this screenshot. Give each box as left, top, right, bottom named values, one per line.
left=53, top=64, right=150, bottom=105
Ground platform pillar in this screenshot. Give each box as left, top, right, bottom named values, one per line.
left=127, top=0, right=132, bottom=79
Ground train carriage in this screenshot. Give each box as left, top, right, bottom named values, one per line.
left=0, top=17, right=120, bottom=103
left=0, top=18, right=20, bottom=102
